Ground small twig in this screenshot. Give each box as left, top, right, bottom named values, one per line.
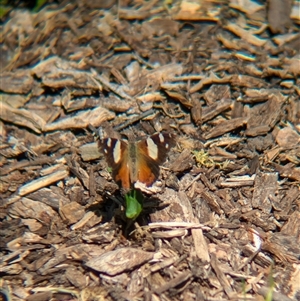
left=182, top=173, right=202, bottom=191
left=113, top=109, right=155, bottom=131
left=153, top=104, right=186, bottom=119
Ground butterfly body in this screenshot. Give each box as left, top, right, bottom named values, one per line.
left=99, top=133, right=175, bottom=189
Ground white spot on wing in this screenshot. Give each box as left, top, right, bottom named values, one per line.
left=147, top=137, right=158, bottom=160
left=113, top=140, right=121, bottom=163
left=159, top=133, right=165, bottom=143
left=107, top=138, right=112, bottom=147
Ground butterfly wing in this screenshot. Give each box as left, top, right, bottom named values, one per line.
left=98, top=138, right=131, bottom=189
left=134, top=151, right=160, bottom=187
left=135, top=133, right=175, bottom=186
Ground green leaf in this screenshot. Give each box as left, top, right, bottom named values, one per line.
left=125, top=189, right=143, bottom=220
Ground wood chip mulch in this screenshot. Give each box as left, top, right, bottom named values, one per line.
left=0, top=1, right=300, bottom=300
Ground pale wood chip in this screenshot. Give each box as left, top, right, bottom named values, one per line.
left=191, top=97, right=202, bottom=125
left=229, top=0, right=264, bottom=16
left=150, top=257, right=178, bottom=273
left=208, top=146, right=237, bottom=160
left=0, top=156, right=56, bottom=176
left=1, top=94, right=28, bottom=108
left=95, top=73, right=132, bottom=100
left=273, top=32, right=300, bottom=47
left=69, top=46, right=94, bottom=61
left=0, top=263, right=23, bottom=275
left=204, top=117, right=249, bottom=139
left=281, top=211, right=300, bottom=237
left=201, top=190, right=223, bottom=215
left=246, top=92, right=286, bottom=136
left=101, top=96, right=132, bottom=113
left=42, top=69, right=102, bottom=90
left=71, top=211, right=102, bottom=230
left=276, top=127, right=300, bottom=148
left=220, top=175, right=256, bottom=187
left=283, top=55, right=300, bottom=76
left=80, top=286, right=113, bottom=301
left=192, top=228, right=210, bottom=262
left=272, top=162, right=300, bottom=181
left=291, top=2, right=300, bottom=22
left=152, top=229, right=188, bottom=239
left=86, top=248, right=154, bottom=276
left=285, top=263, right=300, bottom=299
left=22, top=219, right=43, bottom=232
left=137, top=92, right=165, bottom=103
left=150, top=189, right=196, bottom=223
left=164, top=90, right=192, bottom=108
left=59, top=201, right=85, bottom=225
left=27, top=187, right=70, bottom=210
left=217, top=34, right=241, bottom=50
left=145, top=63, right=183, bottom=83
left=202, top=98, right=233, bottom=123
left=58, top=244, right=106, bottom=262
left=211, top=253, right=234, bottom=298
left=267, top=0, right=293, bottom=34
left=148, top=222, right=210, bottom=230
left=224, top=23, right=267, bottom=46
left=170, top=149, right=193, bottom=173
left=44, top=107, right=115, bottom=131
left=9, top=197, right=58, bottom=224
left=0, top=70, right=34, bottom=94
left=39, top=253, right=68, bottom=275
left=1, top=249, right=30, bottom=265
left=172, top=0, right=219, bottom=21
left=190, top=72, right=231, bottom=93
left=251, top=172, right=278, bottom=213
left=17, top=167, right=69, bottom=196
left=31, top=56, right=65, bottom=77
left=230, top=74, right=266, bottom=88
left=65, top=267, right=86, bottom=289
left=203, top=84, right=231, bottom=105
left=81, top=223, right=116, bottom=244
left=0, top=101, right=46, bottom=134
left=79, top=142, right=101, bottom=161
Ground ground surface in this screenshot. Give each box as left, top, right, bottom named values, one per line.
left=0, top=1, right=300, bottom=300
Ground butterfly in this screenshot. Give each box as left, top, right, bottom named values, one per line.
left=98, top=133, right=175, bottom=190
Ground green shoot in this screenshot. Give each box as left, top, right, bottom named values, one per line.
left=125, top=189, right=144, bottom=220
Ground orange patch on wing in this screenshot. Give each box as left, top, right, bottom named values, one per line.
left=136, top=162, right=157, bottom=187
left=115, top=161, right=130, bottom=189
